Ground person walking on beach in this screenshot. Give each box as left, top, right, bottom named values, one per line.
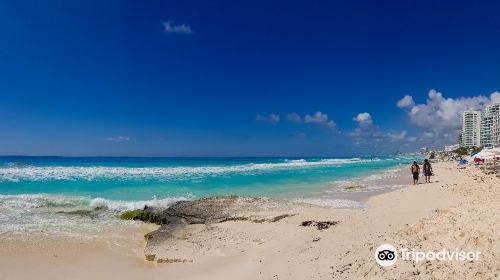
left=411, top=161, right=420, bottom=185
left=423, top=159, right=433, bottom=183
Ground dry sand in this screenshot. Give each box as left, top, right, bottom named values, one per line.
left=0, top=161, right=498, bottom=279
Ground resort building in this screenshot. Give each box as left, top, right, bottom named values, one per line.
left=461, top=110, right=481, bottom=147
left=480, top=103, right=500, bottom=148
left=492, top=108, right=500, bottom=147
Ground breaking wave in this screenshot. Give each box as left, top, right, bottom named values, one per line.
left=0, top=193, right=189, bottom=212
left=0, top=158, right=378, bottom=182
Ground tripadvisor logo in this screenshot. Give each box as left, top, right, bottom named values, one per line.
left=374, top=243, right=481, bottom=267
left=375, top=244, right=397, bottom=267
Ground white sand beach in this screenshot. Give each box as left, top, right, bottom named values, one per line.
left=0, top=161, right=498, bottom=279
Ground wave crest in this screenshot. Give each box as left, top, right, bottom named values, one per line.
left=0, top=158, right=375, bottom=182
left=0, top=194, right=189, bottom=212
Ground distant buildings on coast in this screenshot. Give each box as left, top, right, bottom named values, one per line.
left=444, top=144, right=460, bottom=152
left=460, top=103, right=500, bottom=148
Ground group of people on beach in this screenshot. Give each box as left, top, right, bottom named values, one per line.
left=411, top=159, right=433, bottom=184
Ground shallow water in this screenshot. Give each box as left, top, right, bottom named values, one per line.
left=0, top=156, right=419, bottom=239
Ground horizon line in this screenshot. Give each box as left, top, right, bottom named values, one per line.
left=0, top=154, right=407, bottom=159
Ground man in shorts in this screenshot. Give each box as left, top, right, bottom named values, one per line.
left=411, top=161, right=420, bottom=185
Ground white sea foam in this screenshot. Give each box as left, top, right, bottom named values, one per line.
left=293, top=198, right=365, bottom=209
left=0, top=194, right=88, bottom=208
left=358, top=167, right=402, bottom=182
left=284, top=159, right=307, bottom=163
left=0, top=193, right=189, bottom=212
left=88, top=196, right=187, bottom=211
left=0, top=193, right=190, bottom=239
left=326, top=165, right=405, bottom=190
left=0, top=158, right=377, bottom=182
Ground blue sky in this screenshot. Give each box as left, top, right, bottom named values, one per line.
left=1, top=0, right=500, bottom=156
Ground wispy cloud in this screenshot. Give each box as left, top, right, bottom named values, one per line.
left=163, top=21, right=193, bottom=34
left=256, top=114, right=280, bottom=125
left=289, top=132, right=307, bottom=139
left=258, top=111, right=337, bottom=132
left=325, top=120, right=337, bottom=131
left=285, top=113, right=303, bottom=123
left=104, top=136, right=130, bottom=142
left=286, top=111, right=337, bottom=132
left=304, top=112, right=329, bottom=123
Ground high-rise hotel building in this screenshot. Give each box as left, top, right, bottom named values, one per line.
left=461, top=110, right=481, bottom=147
left=461, top=103, right=500, bottom=148
left=491, top=105, right=500, bottom=147
left=480, top=103, right=500, bottom=148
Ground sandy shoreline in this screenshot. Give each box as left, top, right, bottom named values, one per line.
left=1, top=161, right=498, bottom=279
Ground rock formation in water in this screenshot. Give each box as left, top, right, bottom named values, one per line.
left=120, top=196, right=298, bottom=225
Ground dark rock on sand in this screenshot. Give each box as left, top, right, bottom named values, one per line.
left=343, top=185, right=366, bottom=190
left=145, top=254, right=156, bottom=261
left=157, top=258, right=193, bottom=264
left=300, top=220, right=339, bottom=230
left=119, top=209, right=144, bottom=220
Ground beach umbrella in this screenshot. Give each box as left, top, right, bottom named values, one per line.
left=473, top=150, right=496, bottom=160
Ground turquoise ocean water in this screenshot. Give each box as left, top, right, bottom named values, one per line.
left=0, top=156, right=417, bottom=238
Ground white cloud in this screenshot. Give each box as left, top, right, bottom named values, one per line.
left=397, top=95, right=415, bottom=108
left=326, top=120, right=337, bottom=131
left=304, top=112, right=337, bottom=131
left=384, top=130, right=407, bottom=141
left=348, top=112, right=406, bottom=146
left=353, top=112, right=373, bottom=127
left=397, top=89, right=500, bottom=146
left=407, top=89, right=489, bottom=130
left=304, top=112, right=329, bottom=123
left=491, top=91, right=500, bottom=103
left=286, top=113, right=303, bottom=123
left=163, top=21, right=193, bottom=34
left=422, top=131, right=434, bottom=139
left=104, top=136, right=130, bottom=142
left=285, top=111, right=337, bottom=132
left=269, top=114, right=280, bottom=124
left=408, top=136, right=418, bottom=142
left=256, top=114, right=280, bottom=125
left=353, top=112, right=372, bottom=123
